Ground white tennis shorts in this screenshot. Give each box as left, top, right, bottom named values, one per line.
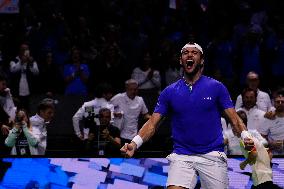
left=166, top=152, right=229, bottom=189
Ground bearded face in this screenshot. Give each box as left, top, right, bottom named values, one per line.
left=275, top=96, right=284, bottom=112
left=180, top=47, right=204, bottom=78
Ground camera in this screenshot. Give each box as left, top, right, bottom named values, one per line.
left=83, top=106, right=99, bottom=129
left=14, top=115, right=24, bottom=125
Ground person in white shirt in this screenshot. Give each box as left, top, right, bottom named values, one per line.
left=224, top=110, right=267, bottom=155
left=29, top=98, right=55, bottom=155
left=165, top=52, right=183, bottom=86
left=235, top=71, right=272, bottom=112
left=131, top=51, right=161, bottom=90
left=110, top=79, right=151, bottom=144
left=9, top=43, right=39, bottom=111
left=0, top=74, right=16, bottom=120
left=0, top=73, right=17, bottom=155
left=236, top=87, right=266, bottom=131
left=259, top=89, right=284, bottom=155
left=72, top=83, right=115, bottom=141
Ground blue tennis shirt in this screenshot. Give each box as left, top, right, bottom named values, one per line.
left=154, top=75, right=234, bottom=155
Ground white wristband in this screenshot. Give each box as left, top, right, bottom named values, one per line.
left=241, top=130, right=252, bottom=140
left=132, top=135, right=143, bottom=149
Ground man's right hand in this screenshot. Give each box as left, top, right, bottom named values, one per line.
left=264, top=111, right=276, bottom=120
left=77, top=132, right=84, bottom=141
left=120, top=142, right=137, bottom=157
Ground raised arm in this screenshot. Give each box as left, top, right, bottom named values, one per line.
left=72, top=104, right=85, bottom=140
left=120, top=113, right=163, bottom=157
left=23, top=125, right=39, bottom=147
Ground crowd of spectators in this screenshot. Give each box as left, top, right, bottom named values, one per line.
left=1, top=0, right=284, bottom=156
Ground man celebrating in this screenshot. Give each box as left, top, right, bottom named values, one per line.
left=121, top=42, right=254, bottom=189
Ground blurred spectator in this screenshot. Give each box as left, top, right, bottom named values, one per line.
left=80, top=40, right=98, bottom=68
left=232, top=2, right=251, bottom=51
left=207, top=26, right=236, bottom=87
left=73, top=16, right=93, bottom=50
left=9, top=43, right=39, bottom=112
left=29, top=98, right=55, bottom=155
left=90, top=42, right=130, bottom=94
left=53, top=36, right=72, bottom=73
left=121, top=20, right=149, bottom=67
left=250, top=1, right=268, bottom=28
left=0, top=72, right=16, bottom=155
left=0, top=105, right=11, bottom=155
left=235, top=71, right=272, bottom=112
left=38, top=51, right=64, bottom=96
left=85, top=108, right=121, bottom=157
left=259, top=89, right=284, bottom=155
left=110, top=79, right=150, bottom=144
left=268, top=25, right=284, bottom=89
left=63, top=47, right=90, bottom=96
left=236, top=87, right=266, bottom=131
left=100, top=23, right=122, bottom=47
left=164, top=52, right=182, bottom=86
left=5, top=109, right=39, bottom=155
left=131, top=50, right=161, bottom=112
left=0, top=37, right=4, bottom=71
left=0, top=73, right=16, bottom=120
left=238, top=25, right=264, bottom=85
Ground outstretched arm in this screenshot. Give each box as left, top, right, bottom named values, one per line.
left=120, top=113, right=163, bottom=157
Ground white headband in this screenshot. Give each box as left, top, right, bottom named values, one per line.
left=181, top=43, right=203, bottom=54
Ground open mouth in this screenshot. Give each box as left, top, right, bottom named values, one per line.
left=186, top=60, right=194, bottom=68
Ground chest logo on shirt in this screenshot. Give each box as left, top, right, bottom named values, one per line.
left=203, top=97, right=212, bottom=100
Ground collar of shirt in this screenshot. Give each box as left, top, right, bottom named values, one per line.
left=182, top=76, right=203, bottom=92
left=123, top=92, right=137, bottom=102
left=33, top=114, right=46, bottom=128
left=95, top=97, right=108, bottom=103
left=239, top=106, right=261, bottom=117
left=182, top=77, right=192, bottom=91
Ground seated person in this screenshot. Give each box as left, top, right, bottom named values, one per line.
left=85, top=108, right=121, bottom=157
left=5, top=109, right=39, bottom=155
